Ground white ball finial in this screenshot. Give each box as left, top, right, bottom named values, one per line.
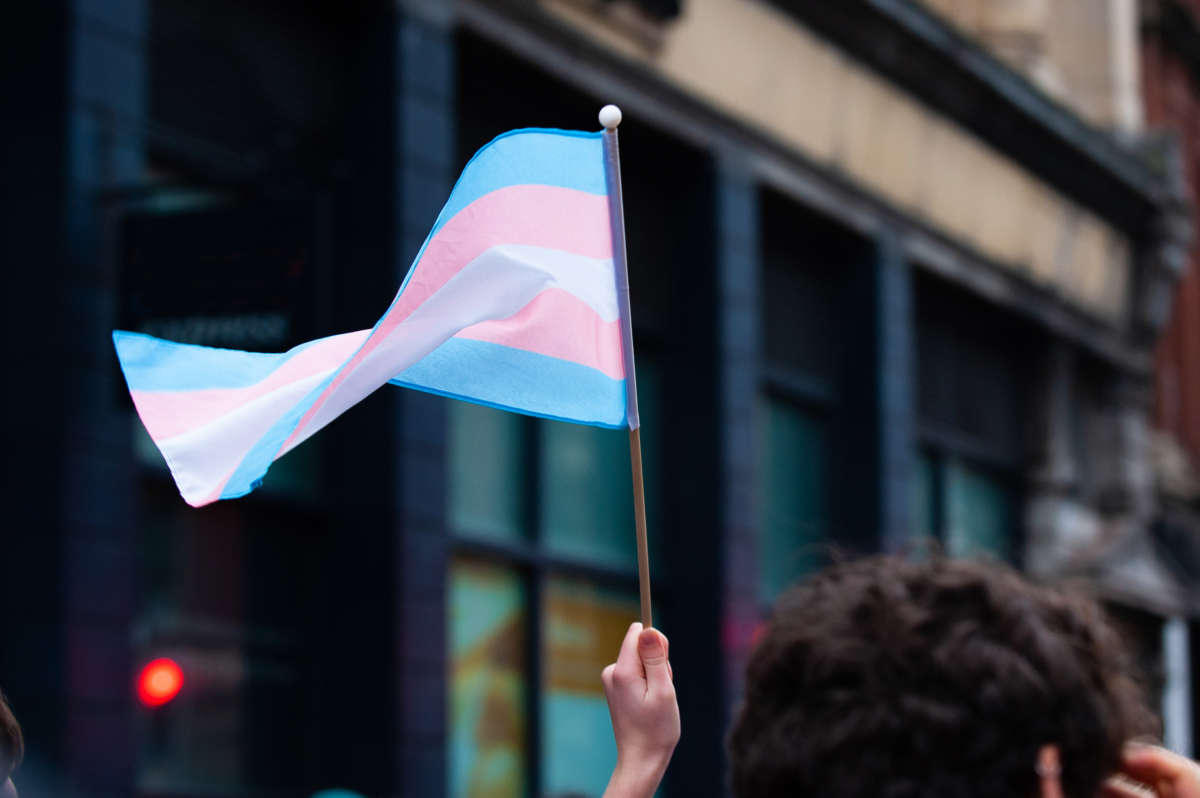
left=599, top=104, right=623, bottom=129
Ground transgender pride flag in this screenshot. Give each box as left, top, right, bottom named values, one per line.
left=113, top=128, right=639, bottom=507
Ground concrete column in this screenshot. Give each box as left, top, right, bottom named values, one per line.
left=715, top=153, right=761, bottom=706
left=1098, top=377, right=1156, bottom=519
left=393, top=5, right=456, bottom=797
left=833, top=227, right=913, bottom=555
left=1024, top=341, right=1086, bottom=577
left=876, top=229, right=914, bottom=554
left=60, top=1, right=146, bottom=795
left=1163, top=617, right=1193, bottom=757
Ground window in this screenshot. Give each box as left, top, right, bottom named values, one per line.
left=914, top=275, right=1024, bottom=560
left=541, top=577, right=640, bottom=795
left=134, top=480, right=327, bottom=795
left=911, top=450, right=938, bottom=540
left=911, top=451, right=1015, bottom=559
left=449, top=559, right=528, bottom=798
left=757, top=189, right=850, bottom=604
left=757, top=397, right=829, bottom=602
left=943, top=458, right=1013, bottom=558
left=541, top=367, right=662, bottom=570
left=449, top=403, right=526, bottom=542
left=447, top=362, right=660, bottom=798
left=121, top=188, right=333, bottom=796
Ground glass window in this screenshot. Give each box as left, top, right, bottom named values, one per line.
left=541, top=362, right=660, bottom=569
left=134, top=484, right=325, bottom=794
left=449, top=401, right=527, bottom=541
left=911, top=451, right=937, bottom=541
left=539, top=421, right=635, bottom=568
left=758, top=397, right=829, bottom=602
left=447, top=352, right=662, bottom=796
left=449, top=559, right=528, bottom=798
left=944, top=459, right=1012, bottom=559
left=541, top=577, right=640, bottom=797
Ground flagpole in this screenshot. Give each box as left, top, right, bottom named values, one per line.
left=600, top=104, right=653, bottom=629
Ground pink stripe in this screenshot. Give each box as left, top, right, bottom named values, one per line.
left=281, top=184, right=613, bottom=451
left=454, top=288, right=624, bottom=379
left=130, top=331, right=370, bottom=441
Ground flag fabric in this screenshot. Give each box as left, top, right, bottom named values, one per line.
left=113, top=128, right=636, bottom=507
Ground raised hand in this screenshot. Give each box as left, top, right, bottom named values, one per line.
left=601, top=622, right=680, bottom=798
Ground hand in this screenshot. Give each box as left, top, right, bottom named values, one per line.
left=1102, top=743, right=1200, bottom=798
left=601, top=622, right=680, bottom=798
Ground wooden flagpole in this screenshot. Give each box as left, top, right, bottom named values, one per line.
left=600, top=104, right=653, bottom=629
left=628, top=427, right=653, bottom=627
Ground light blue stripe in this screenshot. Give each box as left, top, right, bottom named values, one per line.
left=427, top=129, right=606, bottom=240
left=389, top=338, right=627, bottom=429
left=113, top=330, right=325, bottom=392
left=218, top=375, right=336, bottom=500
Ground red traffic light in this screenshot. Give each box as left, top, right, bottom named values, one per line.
left=137, top=658, right=184, bottom=707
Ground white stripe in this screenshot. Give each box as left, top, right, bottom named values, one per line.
left=157, top=367, right=336, bottom=504
left=284, top=244, right=619, bottom=451
left=473, top=244, right=619, bottom=321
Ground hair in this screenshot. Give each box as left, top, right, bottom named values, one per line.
left=728, top=555, right=1155, bottom=798
left=0, top=693, right=22, bottom=779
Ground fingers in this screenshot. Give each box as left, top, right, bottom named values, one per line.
left=638, top=628, right=673, bottom=694
left=601, top=663, right=616, bottom=695
left=1036, top=745, right=1064, bottom=798
left=1120, top=743, right=1197, bottom=780
left=1115, top=744, right=1200, bottom=798
left=611, top=622, right=644, bottom=687
left=1100, top=777, right=1156, bottom=798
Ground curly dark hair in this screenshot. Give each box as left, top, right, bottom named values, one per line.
left=0, top=692, right=21, bottom=780
left=728, top=555, right=1155, bottom=798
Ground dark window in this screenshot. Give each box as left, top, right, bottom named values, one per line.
left=914, top=272, right=1026, bottom=560
left=600, top=0, right=683, bottom=21
left=757, top=189, right=864, bottom=601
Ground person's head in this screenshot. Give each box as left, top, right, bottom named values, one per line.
left=729, top=555, right=1154, bottom=798
left=0, top=692, right=22, bottom=797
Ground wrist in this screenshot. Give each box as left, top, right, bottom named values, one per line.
left=604, top=750, right=672, bottom=798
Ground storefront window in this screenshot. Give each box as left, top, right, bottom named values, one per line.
left=448, top=360, right=661, bottom=798
left=449, top=559, right=528, bottom=798
left=541, top=577, right=639, bottom=797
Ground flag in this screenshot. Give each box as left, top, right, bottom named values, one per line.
left=113, top=127, right=637, bottom=507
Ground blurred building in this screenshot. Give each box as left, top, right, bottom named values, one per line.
left=0, top=0, right=1193, bottom=796
left=1140, top=0, right=1200, bottom=758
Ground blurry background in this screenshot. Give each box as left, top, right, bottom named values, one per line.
left=2, top=0, right=1200, bottom=796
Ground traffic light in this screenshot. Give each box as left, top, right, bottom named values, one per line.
left=137, top=658, right=184, bottom=708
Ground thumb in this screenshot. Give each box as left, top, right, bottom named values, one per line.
left=638, top=628, right=671, bottom=690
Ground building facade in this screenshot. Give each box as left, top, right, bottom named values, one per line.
left=0, top=0, right=1191, bottom=796
left=1141, top=0, right=1200, bottom=758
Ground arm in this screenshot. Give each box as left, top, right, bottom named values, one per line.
left=601, top=622, right=680, bottom=798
